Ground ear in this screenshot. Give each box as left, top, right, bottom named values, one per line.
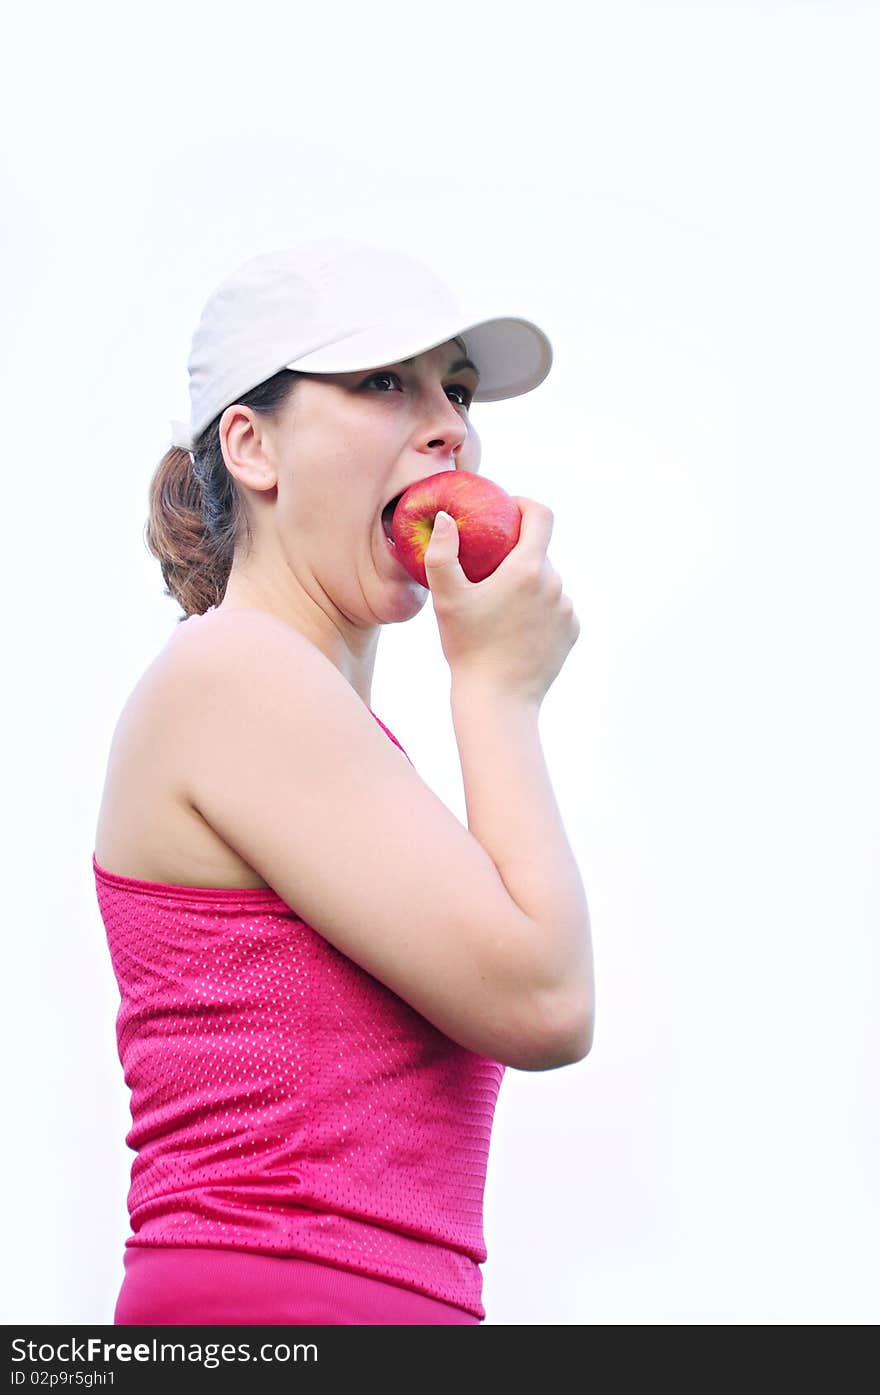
left=219, top=404, right=278, bottom=493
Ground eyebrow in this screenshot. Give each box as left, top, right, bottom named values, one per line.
left=400, top=353, right=480, bottom=382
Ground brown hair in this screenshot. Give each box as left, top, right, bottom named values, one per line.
left=144, top=369, right=303, bottom=622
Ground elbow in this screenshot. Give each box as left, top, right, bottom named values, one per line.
left=549, top=1009, right=594, bottom=1067
left=566, top=1012, right=595, bottom=1062
left=546, top=979, right=594, bottom=1061
left=515, top=987, right=594, bottom=1072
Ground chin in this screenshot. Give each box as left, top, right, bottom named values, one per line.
left=372, top=562, right=428, bottom=624
left=378, top=584, right=429, bottom=626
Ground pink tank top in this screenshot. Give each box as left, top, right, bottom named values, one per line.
left=93, top=710, right=505, bottom=1321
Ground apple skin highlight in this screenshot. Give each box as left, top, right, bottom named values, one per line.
left=389, top=471, right=522, bottom=587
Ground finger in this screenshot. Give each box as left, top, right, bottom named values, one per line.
left=508, top=496, right=555, bottom=561
left=423, top=510, right=467, bottom=594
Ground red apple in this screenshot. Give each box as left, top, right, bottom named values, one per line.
left=387, top=472, right=522, bottom=587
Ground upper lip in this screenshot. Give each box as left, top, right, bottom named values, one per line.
left=382, top=468, right=457, bottom=518
left=381, top=463, right=457, bottom=518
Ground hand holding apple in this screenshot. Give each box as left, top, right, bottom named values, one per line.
left=419, top=488, right=582, bottom=707
left=387, top=471, right=521, bottom=587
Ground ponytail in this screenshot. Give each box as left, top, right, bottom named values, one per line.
left=144, top=369, right=301, bottom=622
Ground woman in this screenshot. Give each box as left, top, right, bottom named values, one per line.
left=92, top=236, right=594, bottom=1325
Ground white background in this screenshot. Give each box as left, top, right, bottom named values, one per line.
left=2, top=0, right=877, bottom=1324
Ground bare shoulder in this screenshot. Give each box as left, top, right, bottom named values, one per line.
left=168, top=605, right=336, bottom=676
left=92, top=608, right=317, bottom=889
left=164, top=605, right=358, bottom=735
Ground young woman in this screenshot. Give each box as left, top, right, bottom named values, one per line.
left=92, top=236, right=594, bottom=1325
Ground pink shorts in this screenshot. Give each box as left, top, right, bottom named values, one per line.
left=114, top=1246, right=482, bottom=1325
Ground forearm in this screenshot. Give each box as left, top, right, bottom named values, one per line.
left=449, top=676, right=594, bottom=1026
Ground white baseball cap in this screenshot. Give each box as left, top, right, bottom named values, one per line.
left=169, top=236, right=553, bottom=452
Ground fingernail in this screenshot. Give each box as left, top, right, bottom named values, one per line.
left=434, top=511, right=452, bottom=533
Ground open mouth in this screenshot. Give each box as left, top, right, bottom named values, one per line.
left=381, top=494, right=403, bottom=543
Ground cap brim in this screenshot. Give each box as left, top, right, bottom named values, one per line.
left=285, top=309, right=553, bottom=403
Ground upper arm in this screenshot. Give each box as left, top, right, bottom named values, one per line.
left=169, top=612, right=571, bottom=1070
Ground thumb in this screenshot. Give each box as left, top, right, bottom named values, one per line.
left=423, top=510, right=462, bottom=589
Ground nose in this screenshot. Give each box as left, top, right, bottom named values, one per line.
left=419, top=394, right=469, bottom=462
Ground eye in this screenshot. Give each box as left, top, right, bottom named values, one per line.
left=363, top=371, right=401, bottom=394
left=363, top=371, right=473, bottom=409
left=446, top=383, right=474, bottom=408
